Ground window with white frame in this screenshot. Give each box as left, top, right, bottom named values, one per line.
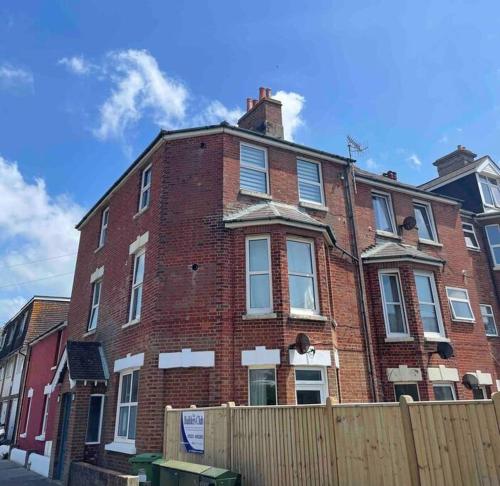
left=128, top=250, right=145, bottom=322
left=295, top=367, right=328, bottom=405
left=379, top=270, right=409, bottom=337
left=433, top=383, right=456, bottom=401
left=485, top=224, right=500, bottom=267
left=394, top=383, right=420, bottom=402
left=287, top=238, right=319, bottom=315
left=372, top=192, right=396, bottom=234
left=472, top=386, right=488, bottom=399
left=478, top=175, right=500, bottom=208
left=414, top=271, right=445, bottom=337
left=297, top=159, right=324, bottom=205
left=413, top=202, right=437, bottom=242
left=18, top=312, right=28, bottom=336
left=480, top=304, right=498, bottom=336
left=98, top=207, right=109, bottom=247
left=115, top=370, right=139, bottom=442
left=39, top=394, right=50, bottom=437
left=86, top=394, right=104, bottom=444
left=240, top=144, right=268, bottom=194
left=248, top=367, right=277, bottom=406
left=138, top=165, right=152, bottom=211
left=462, top=222, right=479, bottom=250
left=446, top=287, right=474, bottom=322
left=246, top=236, right=272, bottom=314
left=88, top=280, right=102, bottom=331
left=21, top=396, right=32, bottom=435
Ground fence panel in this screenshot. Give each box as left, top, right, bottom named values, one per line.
left=409, top=400, right=500, bottom=486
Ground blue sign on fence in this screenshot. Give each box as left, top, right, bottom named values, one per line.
left=180, top=410, right=205, bottom=454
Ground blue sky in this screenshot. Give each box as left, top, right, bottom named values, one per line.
left=1, top=0, right=500, bottom=322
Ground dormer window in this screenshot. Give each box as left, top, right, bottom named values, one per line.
left=478, top=175, right=500, bottom=208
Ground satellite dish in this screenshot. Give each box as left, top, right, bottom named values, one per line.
left=402, top=216, right=417, bottom=231
left=437, top=342, right=454, bottom=360
left=462, top=373, right=479, bottom=390
left=295, top=333, right=311, bottom=355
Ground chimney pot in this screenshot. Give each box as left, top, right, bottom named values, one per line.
left=246, top=98, right=253, bottom=111
left=266, top=88, right=272, bottom=98
left=259, top=87, right=266, bottom=100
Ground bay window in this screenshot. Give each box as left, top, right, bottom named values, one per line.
left=246, top=236, right=272, bottom=314
left=379, top=270, right=409, bottom=337
left=414, top=271, right=444, bottom=338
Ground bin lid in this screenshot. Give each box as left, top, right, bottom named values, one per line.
left=128, top=452, right=163, bottom=464
left=201, top=467, right=238, bottom=479
left=152, top=459, right=211, bottom=474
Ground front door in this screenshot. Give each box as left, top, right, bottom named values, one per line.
left=53, top=393, right=72, bottom=480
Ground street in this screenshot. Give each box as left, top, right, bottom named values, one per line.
left=0, top=460, right=56, bottom=486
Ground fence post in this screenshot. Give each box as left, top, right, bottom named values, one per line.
left=226, top=402, right=235, bottom=470
left=493, top=392, right=500, bottom=427
left=399, top=395, right=421, bottom=486
left=164, top=405, right=172, bottom=458
left=325, top=396, right=340, bottom=486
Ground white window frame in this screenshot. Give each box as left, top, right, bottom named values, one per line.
left=246, top=235, right=273, bottom=314
left=462, top=222, right=480, bottom=250
left=477, top=174, right=500, bottom=209
left=240, top=142, right=269, bottom=195
left=286, top=236, right=320, bottom=316
left=248, top=365, right=277, bottom=406
left=138, top=164, right=152, bottom=212
left=473, top=386, right=488, bottom=399
left=414, top=270, right=445, bottom=339
left=393, top=382, right=420, bottom=402
left=114, top=369, right=139, bottom=444
left=485, top=224, right=500, bottom=268
left=413, top=200, right=438, bottom=243
left=446, top=287, right=475, bottom=322
left=480, top=304, right=498, bottom=337
left=88, top=279, right=102, bottom=331
left=18, top=312, right=28, bottom=335
left=21, top=395, right=32, bottom=437
left=98, top=207, right=109, bottom=248
left=294, top=366, right=328, bottom=405
left=39, top=393, right=50, bottom=438
left=86, top=394, right=105, bottom=445
left=378, top=269, right=410, bottom=338
left=297, top=158, right=325, bottom=205
left=372, top=191, right=397, bottom=236
left=128, top=249, right=145, bottom=323
left=433, top=382, right=457, bottom=401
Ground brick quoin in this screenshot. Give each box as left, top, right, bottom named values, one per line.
left=49, top=93, right=500, bottom=478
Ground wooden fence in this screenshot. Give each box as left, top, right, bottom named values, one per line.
left=163, top=394, right=500, bottom=486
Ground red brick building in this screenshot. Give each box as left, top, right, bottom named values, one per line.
left=48, top=88, right=500, bottom=480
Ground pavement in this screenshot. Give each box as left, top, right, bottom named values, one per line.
left=0, top=459, right=58, bottom=485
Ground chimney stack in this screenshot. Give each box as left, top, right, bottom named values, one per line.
left=433, top=145, right=477, bottom=177
left=238, top=87, right=284, bottom=139
left=382, top=170, right=398, bottom=181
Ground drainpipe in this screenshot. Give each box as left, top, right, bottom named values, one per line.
left=342, top=159, right=380, bottom=402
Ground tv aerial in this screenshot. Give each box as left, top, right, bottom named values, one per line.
left=347, top=135, right=368, bottom=160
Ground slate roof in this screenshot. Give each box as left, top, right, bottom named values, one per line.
left=66, top=341, right=109, bottom=381
left=361, top=242, right=445, bottom=266
left=224, top=201, right=336, bottom=243
left=418, top=157, right=486, bottom=190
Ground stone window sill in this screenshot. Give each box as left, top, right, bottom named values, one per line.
left=122, top=319, right=140, bottom=329
left=133, top=206, right=149, bottom=219
left=35, top=434, right=46, bottom=442
left=242, top=312, right=277, bottom=320
left=418, top=239, right=443, bottom=248
left=105, top=441, right=136, bottom=455
left=288, top=313, right=329, bottom=322
left=94, top=245, right=104, bottom=254
left=239, top=188, right=272, bottom=200
left=83, top=329, right=96, bottom=338
left=384, top=336, right=414, bottom=343
left=424, top=336, right=450, bottom=343
left=299, top=201, right=328, bottom=212
left=376, top=230, right=401, bottom=241
left=19, top=433, right=27, bottom=439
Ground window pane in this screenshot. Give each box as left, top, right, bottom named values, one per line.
left=241, top=145, right=266, bottom=168
left=472, top=388, right=486, bottom=399
left=121, top=374, right=131, bottom=403
left=434, top=385, right=455, bottom=401
left=464, top=233, right=478, bottom=248
left=131, top=286, right=142, bottom=320
left=295, top=369, right=322, bottom=381
left=248, top=239, right=269, bottom=272
left=452, top=301, right=473, bottom=319
left=297, top=160, right=320, bottom=183
left=486, top=225, right=500, bottom=245
left=420, top=303, right=439, bottom=333
left=287, top=241, right=313, bottom=274
left=447, top=288, right=467, bottom=300
left=128, top=405, right=137, bottom=440
left=86, top=396, right=102, bottom=443
left=481, top=307, right=497, bottom=335
left=93, top=281, right=101, bottom=305
left=394, top=384, right=419, bottom=402
left=415, top=205, right=433, bottom=240
left=481, top=180, right=494, bottom=205
left=415, top=275, right=433, bottom=303
left=387, top=304, right=406, bottom=333
left=249, top=369, right=276, bottom=406
left=141, top=189, right=150, bottom=209
left=250, top=275, right=271, bottom=309
left=142, top=168, right=151, bottom=187
left=289, top=275, right=315, bottom=310
left=382, top=274, right=401, bottom=303
left=493, top=247, right=500, bottom=265
left=240, top=167, right=267, bottom=193
left=297, top=389, right=321, bottom=405
left=299, top=182, right=322, bottom=203
left=134, top=254, right=145, bottom=285
left=88, top=308, right=98, bottom=330
left=373, top=195, right=393, bottom=232
left=117, top=406, right=129, bottom=437
left=131, top=370, right=139, bottom=402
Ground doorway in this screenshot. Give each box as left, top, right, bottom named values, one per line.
left=53, top=393, right=72, bottom=480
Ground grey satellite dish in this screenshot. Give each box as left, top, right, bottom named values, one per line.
left=295, top=333, right=311, bottom=355
left=437, top=342, right=454, bottom=360
left=462, top=373, right=479, bottom=390
left=402, top=216, right=417, bottom=231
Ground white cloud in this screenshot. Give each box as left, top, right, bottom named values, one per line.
left=195, top=100, right=244, bottom=126
left=58, top=55, right=92, bottom=75
left=407, top=153, right=422, bottom=169
left=439, top=135, right=449, bottom=144
left=0, top=63, right=33, bottom=88
left=94, top=49, right=188, bottom=140
left=0, top=155, right=84, bottom=323
left=365, top=158, right=380, bottom=171
left=273, top=90, right=305, bottom=141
